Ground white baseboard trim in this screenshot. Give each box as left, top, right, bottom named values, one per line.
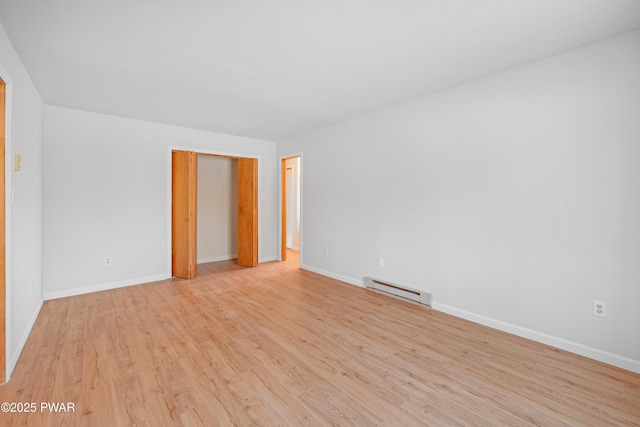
left=9, top=298, right=44, bottom=381
left=433, top=302, right=640, bottom=374
left=197, top=254, right=237, bottom=264
left=300, top=264, right=365, bottom=288
left=260, top=256, right=278, bottom=263
left=43, top=273, right=170, bottom=301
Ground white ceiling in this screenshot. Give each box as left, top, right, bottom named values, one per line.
left=1, top=1, right=639, bottom=141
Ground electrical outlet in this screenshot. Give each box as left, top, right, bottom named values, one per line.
left=323, top=248, right=329, bottom=256
left=593, top=300, right=606, bottom=318
left=105, top=257, right=112, bottom=266
left=378, top=257, right=385, bottom=267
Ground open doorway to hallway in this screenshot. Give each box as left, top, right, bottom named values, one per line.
left=281, top=155, right=301, bottom=266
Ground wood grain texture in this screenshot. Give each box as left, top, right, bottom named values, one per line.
left=237, top=158, right=257, bottom=267
left=172, top=150, right=198, bottom=278
left=0, top=254, right=638, bottom=426
left=0, top=77, right=5, bottom=384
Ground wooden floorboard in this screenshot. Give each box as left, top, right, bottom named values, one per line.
left=1, top=254, right=639, bottom=426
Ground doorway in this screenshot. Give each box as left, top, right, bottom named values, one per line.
left=197, top=155, right=238, bottom=265
left=172, top=150, right=258, bottom=279
left=281, top=155, right=301, bottom=264
left=0, top=77, right=6, bottom=383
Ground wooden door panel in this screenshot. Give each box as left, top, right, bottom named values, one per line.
left=172, top=151, right=197, bottom=278
left=237, top=158, right=258, bottom=267
left=0, top=78, right=6, bottom=383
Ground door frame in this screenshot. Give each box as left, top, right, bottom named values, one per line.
left=279, top=152, right=303, bottom=263
left=0, top=76, right=6, bottom=383
left=167, top=146, right=261, bottom=276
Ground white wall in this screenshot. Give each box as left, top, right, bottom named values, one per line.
left=43, top=106, right=277, bottom=299
left=197, top=155, right=238, bottom=263
left=0, top=22, right=44, bottom=379
left=278, top=30, right=640, bottom=372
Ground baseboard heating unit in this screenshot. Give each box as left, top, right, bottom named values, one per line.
left=365, top=277, right=432, bottom=307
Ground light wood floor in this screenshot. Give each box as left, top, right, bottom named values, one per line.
left=1, top=255, right=639, bottom=426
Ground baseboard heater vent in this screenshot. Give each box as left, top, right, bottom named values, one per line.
left=365, top=277, right=432, bottom=307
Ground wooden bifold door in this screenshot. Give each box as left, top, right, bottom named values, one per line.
left=172, top=151, right=258, bottom=279
left=172, top=151, right=198, bottom=278
left=237, top=158, right=258, bottom=267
